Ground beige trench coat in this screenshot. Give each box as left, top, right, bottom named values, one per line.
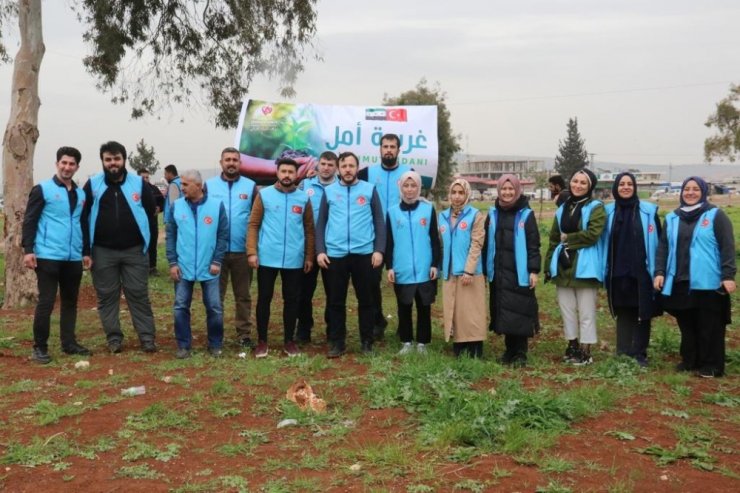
left=442, top=211, right=488, bottom=342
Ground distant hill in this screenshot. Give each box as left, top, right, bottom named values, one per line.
left=456, top=154, right=740, bottom=181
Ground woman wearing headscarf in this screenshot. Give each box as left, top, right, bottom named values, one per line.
left=602, top=172, right=661, bottom=366
left=654, top=176, right=736, bottom=378
left=545, top=168, right=606, bottom=365
left=385, top=171, right=440, bottom=355
left=438, top=178, right=487, bottom=358
left=485, top=174, right=541, bottom=367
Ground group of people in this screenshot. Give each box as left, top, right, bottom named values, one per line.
left=22, top=140, right=736, bottom=377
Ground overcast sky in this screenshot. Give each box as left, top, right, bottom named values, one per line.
left=1, top=0, right=738, bottom=181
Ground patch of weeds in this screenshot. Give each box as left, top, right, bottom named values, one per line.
left=217, top=442, right=254, bottom=458
left=261, top=478, right=292, bottom=493
left=604, top=430, right=636, bottom=441
left=123, top=442, right=181, bottom=462
left=592, top=356, right=643, bottom=386
left=20, top=399, right=85, bottom=425
left=638, top=443, right=713, bottom=469
left=208, top=401, right=242, bottom=418
left=0, top=379, right=38, bottom=395
left=539, top=456, right=574, bottom=473
left=172, top=475, right=249, bottom=493
left=115, top=464, right=164, bottom=480
left=671, top=384, right=692, bottom=397
left=717, top=466, right=740, bottom=480
left=251, top=392, right=274, bottom=416
left=702, top=391, right=740, bottom=407
left=660, top=408, right=689, bottom=419
left=62, top=475, right=75, bottom=482
left=195, top=468, right=213, bottom=477
left=650, top=323, right=680, bottom=355
left=210, top=380, right=233, bottom=395
left=607, top=478, right=636, bottom=493
left=447, top=446, right=482, bottom=463
left=1, top=434, right=76, bottom=466
left=125, top=402, right=192, bottom=431
left=452, top=478, right=487, bottom=492
left=52, top=461, right=71, bottom=471
left=407, top=485, right=435, bottom=493
left=299, top=451, right=329, bottom=470
left=492, top=466, right=513, bottom=479
left=218, top=475, right=249, bottom=492
left=535, top=480, right=573, bottom=493
left=73, top=380, right=97, bottom=390
left=89, top=435, right=117, bottom=453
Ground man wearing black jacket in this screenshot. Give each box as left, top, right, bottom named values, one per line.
left=137, top=169, right=165, bottom=275
left=82, top=141, right=157, bottom=353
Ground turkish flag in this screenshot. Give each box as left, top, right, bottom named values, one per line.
left=386, top=108, right=407, bottom=122
left=292, top=205, right=303, bottom=214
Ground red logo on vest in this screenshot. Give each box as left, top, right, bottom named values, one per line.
left=357, top=196, right=367, bottom=206
left=701, top=218, right=710, bottom=227
left=439, top=226, right=446, bottom=234
left=307, top=188, right=314, bottom=196
left=648, top=224, right=655, bottom=233
left=519, top=221, right=525, bottom=229
left=459, top=221, right=468, bottom=230
left=420, top=218, right=427, bottom=226
left=292, top=205, right=303, bottom=214
left=132, top=193, right=140, bottom=202
left=204, top=216, right=213, bottom=225
left=239, top=194, right=248, bottom=200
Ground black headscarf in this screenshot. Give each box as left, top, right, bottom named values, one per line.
left=676, top=176, right=712, bottom=222
left=610, top=172, right=640, bottom=278
left=560, top=168, right=598, bottom=233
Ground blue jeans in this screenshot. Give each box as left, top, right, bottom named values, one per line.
left=174, top=278, right=224, bottom=350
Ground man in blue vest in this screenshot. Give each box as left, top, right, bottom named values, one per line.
left=316, top=151, right=386, bottom=357
left=166, top=170, right=229, bottom=358
left=22, top=146, right=92, bottom=364
left=296, top=151, right=338, bottom=344
left=247, top=158, right=314, bottom=358
left=163, top=164, right=181, bottom=224
left=358, top=134, right=411, bottom=340
left=206, top=147, right=257, bottom=348
left=82, top=141, right=157, bottom=354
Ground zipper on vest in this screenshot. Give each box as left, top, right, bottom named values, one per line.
left=346, top=186, right=351, bottom=255
left=407, top=209, right=417, bottom=281
left=193, top=205, right=199, bottom=277
left=282, top=193, right=288, bottom=267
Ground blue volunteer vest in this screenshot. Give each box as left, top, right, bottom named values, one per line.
left=163, top=176, right=182, bottom=224
left=661, top=208, right=722, bottom=295
left=485, top=207, right=531, bottom=286
left=89, top=172, right=150, bottom=252
left=549, top=200, right=604, bottom=282
left=301, top=176, right=334, bottom=225
left=323, top=180, right=377, bottom=257
left=257, top=186, right=309, bottom=269
left=172, top=196, right=222, bottom=281
left=367, top=164, right=411, bottom=216
left=438, top=205, right=483, bottom=281
left=34, top=179, right=85, bottom=261
left=205, top=175, right=255, bottom=252
left=388, top=201, right=434, bottom=284
left=602, top=201, right=659, bottom=281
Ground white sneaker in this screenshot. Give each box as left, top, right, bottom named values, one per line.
left=416, top=343, right=427, bottom=354
left=398, top=342, right=413, bottom=355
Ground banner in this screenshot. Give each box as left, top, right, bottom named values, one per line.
left=234, top=99, right=439, bottom=187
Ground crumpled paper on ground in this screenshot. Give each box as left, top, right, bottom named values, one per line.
left=286, top=378, right=326, bottom=413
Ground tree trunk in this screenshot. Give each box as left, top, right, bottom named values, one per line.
left=2, top=0, right=44, bottom=308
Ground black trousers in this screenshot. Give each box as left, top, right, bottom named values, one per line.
left=147, top=214, right=159, bottom=269
left=371, top=266, right=387, bottom=329
left=614, top=306, right=651, bottom=360
left=255, top=266, right=303, bottom=344
left=396, top=292, right=431, bottom=344
left=673, top=305, right=727, bottom=376
left=504, top=335, right=528, bottom=357
left=33, top=259, right=83, bottom=350
left=296, top=262, right=330, bottom=341
left=326, top=254, right=375, bottom=347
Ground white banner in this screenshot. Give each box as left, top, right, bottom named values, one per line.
left=234, top=98, right=439, bottom=187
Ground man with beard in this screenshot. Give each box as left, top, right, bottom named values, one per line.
left=295, top=151, right=338, bottom=344
left=206, top=147, right=257, bottom=349
left=82, top=141, right=157, bottom=353
left=137, top=169, right=165, bottom=275
left=22, top=146, right=92, bottom=363
left=358, top=133, right=411, bottom=340
left=247, top=158, right=314, bottom=358
left=316, top=152, right=385, bottom=357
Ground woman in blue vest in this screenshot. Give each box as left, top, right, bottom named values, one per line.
left=439, top=178, right=487, bottom=358
left=654, top=176, right=736, bottom=378
left=485, top=174, right=541, bottom=367
left=545, top=168, right=605, bottom=365
left=386, top=171, right=440, bottom=355
left=602, top=172, right=661, bottom=367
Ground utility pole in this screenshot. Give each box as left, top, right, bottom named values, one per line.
left=589, top=153, right=596, bottom=167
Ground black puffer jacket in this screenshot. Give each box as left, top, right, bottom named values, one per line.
left=486, top=197, right=541, bottom=336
